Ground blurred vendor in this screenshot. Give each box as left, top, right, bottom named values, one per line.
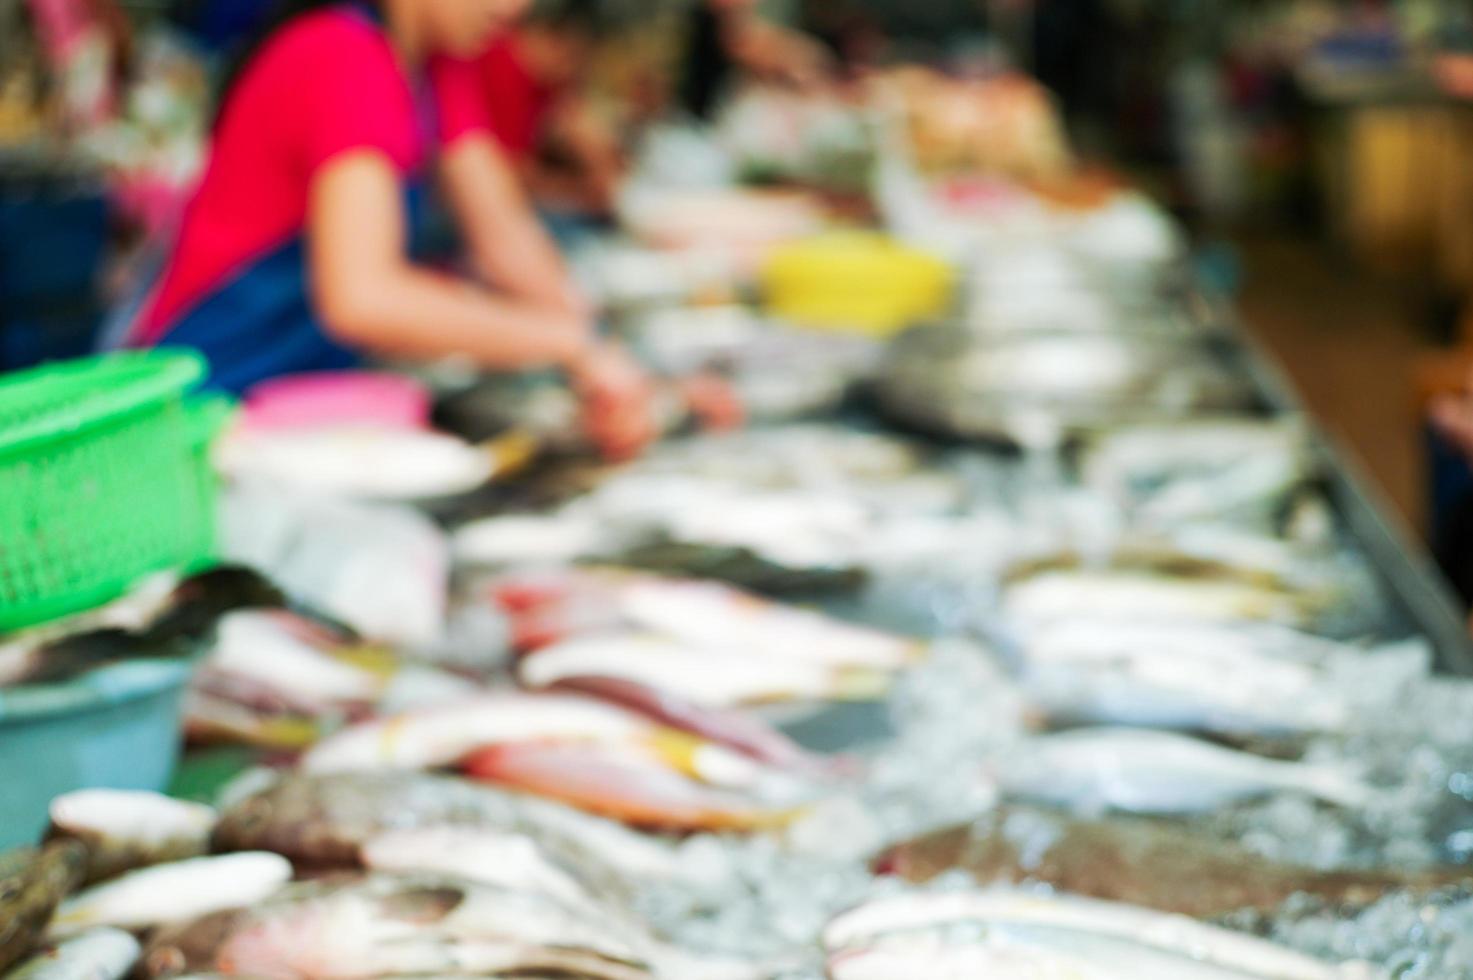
left=678, top=0, right=831, bottom=122
left=126, top=0, right=654, bottom=459
left=467, top=0, right=623, bottom=215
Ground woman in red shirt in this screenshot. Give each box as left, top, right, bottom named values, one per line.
left=129, top=0, right=652, bottom=458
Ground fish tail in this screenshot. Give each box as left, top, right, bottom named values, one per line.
left=1299, top=766, right=1375, bottom=809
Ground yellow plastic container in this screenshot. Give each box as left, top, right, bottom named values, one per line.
left=760, top=232, right=955, bottom=337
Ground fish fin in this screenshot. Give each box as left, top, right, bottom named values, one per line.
left=639, top=729, right=713, bottom=781
left=482, top=428, right=540, bottom=477
left=830, top=667, right=893, bottom=701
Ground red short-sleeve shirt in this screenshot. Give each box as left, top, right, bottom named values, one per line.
left=133, top=6, right=492, bottom=344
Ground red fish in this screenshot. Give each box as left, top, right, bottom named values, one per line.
left=463, top=741, right=800, bottom=833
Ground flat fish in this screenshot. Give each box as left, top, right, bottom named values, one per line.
left=995, top=728, right=1372, bottom=814
left=874, top=805, right=1473, bottom=918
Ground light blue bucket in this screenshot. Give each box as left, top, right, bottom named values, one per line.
left=0, top=659, right=191, bottom=848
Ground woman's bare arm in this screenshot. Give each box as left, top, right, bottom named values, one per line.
left=437, top=132, right=584, bottom=313
left=308, top=148, right=587, bottom=368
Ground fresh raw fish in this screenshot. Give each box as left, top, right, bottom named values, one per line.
left=1002, top=551, right=1332, bottom=628
left=49, top=853, right=292, bottom=937
left=873, top=805, right=1473, bottom=918
left=140, top=568, right=291, bottom=647
left=463, top=742, right=800, bottom=832
left=212, top=772, right=688, bottom=885
left=491, top=568, right=918, bottom=667
left=631, top=425, right=922, bottom=486
left=825, top=929, right=1282, bottom=980
left=47, top=790, right=217, bottom=884
left=1081, top=419, right=1312, bottom=527
left=0, top=568, right=286, bottom=689
left=215, top=425, right=495, bottom=501
left=827, top=934, right=1119, bottom=980
left=1004, top=568, right=1320, bottom=627
left=182, top=692, right=324, bottom=751
left=1020, top=620, right=1350, bottom=736
left=452, top=512, right=612, bottom=567
left=361, top=829, right=602, bottom=913
left=186, top=611, right=481, bottom=751
left=546, top=676, right=841, bottom=773
left=826, top=888, right=1350, bottom=980
left=1022, top=620, right=1345, bottom=671
left=0, top=841, right=89, bottom=974
left=3, top=929, right=141, bottom=980
left=995, top=728, right=1372, bottom=814
left=200, top=612, right=387, bottom=715
left=829, top=920, right=1298, bottom=980
left=589, top=479, right=873, bottom=570
left=141, top=874, right=653, bottom=980
left=609, top=539, right=867, bottom=597
left=612, top=577, right=921, bottom=669
left=518, top=633, right=892, bottom=707
left=301, top=693, right=656, bottom=773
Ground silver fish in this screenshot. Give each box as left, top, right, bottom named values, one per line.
left=1020, top=621, right=1350, bottom=736
left=995, top=728, right=1372, bottom=815
left=825, top=890, right=1348, bottom=980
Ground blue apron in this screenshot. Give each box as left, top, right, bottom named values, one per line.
left=154, top=4, right=437, bottom=395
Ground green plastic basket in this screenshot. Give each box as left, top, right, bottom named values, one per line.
left=0, top=351, right=228, bottom=632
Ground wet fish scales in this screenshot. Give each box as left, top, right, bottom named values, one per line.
left=876, top=806, right=1473, bottom=918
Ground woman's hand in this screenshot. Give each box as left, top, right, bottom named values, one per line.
left=566, top=341, right=659, bottom=461
left=678, top=373, right=746, bottom=432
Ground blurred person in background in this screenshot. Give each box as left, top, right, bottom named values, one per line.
left=678, top=0, right=832, bottom=122
left=1429, top=369, right=1473, bottom=615
left=122, top=0, right=656, bottom=459
left=461, top=0, right=624, bottom=218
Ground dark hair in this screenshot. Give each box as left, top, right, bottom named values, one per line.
left=679, top=3, right=728, bottom=121
left=525, top=0, right=612, bottom=38
left=211, top=0, right=371, bottom=129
